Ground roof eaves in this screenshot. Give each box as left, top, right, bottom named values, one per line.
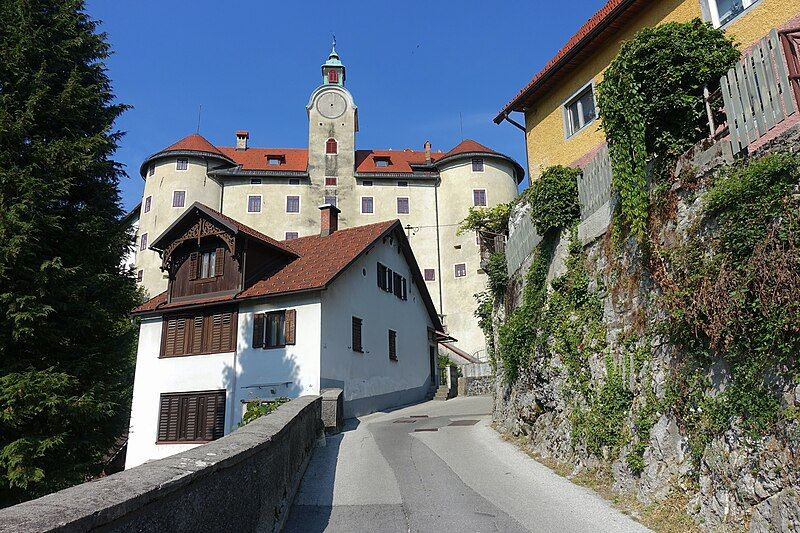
left=209, top=168, right=310, bottom=178
left=139, top=149, right=235, bottom=177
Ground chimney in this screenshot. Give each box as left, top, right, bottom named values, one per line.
left=319, top=204, right=341, bottom=237
left=235, top=130, right=249, bottom=150
left=424, top=140, right=431, bottom=164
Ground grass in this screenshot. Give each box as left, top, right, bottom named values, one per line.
left=495, top=426, right=701, bottom=533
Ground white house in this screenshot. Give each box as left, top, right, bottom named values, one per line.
left=126, top=202, right=444, bottom=468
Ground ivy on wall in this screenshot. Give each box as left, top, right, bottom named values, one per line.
left=596, top=19, right=739, bottom=241
left=523, top=165, right=582, bottom=235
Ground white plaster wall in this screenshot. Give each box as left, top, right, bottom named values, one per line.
left=125, top=295, right=322, bottom=469
left=319, top=235, right=434, bottom=409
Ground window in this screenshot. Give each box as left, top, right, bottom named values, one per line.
left=393, top=272, right=407, bottom=300
left=388, top=330, right=397, bottom=361
left=352, top=317, right=363, bottom=352
left=325, top=138, right=338, bottom=155
left=173, top=190, right=186, bottom=208
left=473, top=189, right=487, bottom=207
left=328, top=68, right=339, bottom=84
left=285, top=231, right=299, bottom=240
left=137, top=269, right=143, bottom=282
left=472, top=158, right=484, bottom=172
left=148, top=164, right=155, bottom=176
left=361, top=196, right=374, bottom=214
left=564, top=84, right=596, bottom=137
left=396, top=197, right=409, bottom=215
left=324, top=195, right=337, bottom=207
left=706, top=0, right=757, bottom=27
left=247, top=195, right=262, bottom=213
left=176, top=158, right=188, bottom=170
left=288, top=178, right=301, bottom=186
left=140, top=233, right=148, bottom=251
left=144, top=196, right=152, bottom=213
left=251, top=178, right=262, bottom=185
left=377, top=262, right=391, bottom=292
left=161, top=308, right=237, bottom=357
left=267, top=155, right=284, bottom=165
left=157, top=391, right=225, bottom=443
left=454, top=263, right=467, bottom=278
left=424, top=268, right=436, bottom=281
left=397, top=180, right=408, bottom=187
left=375, top=157, right=390, bottom=167
left=325, top=176, right=338, bottom=187
left=362, top=180, right=373, bottom=187
left=187, top=249, right=223, bottom=280
left=286, top=195, right=300, bottom=213
left=252, top=309, right=296, bottom=349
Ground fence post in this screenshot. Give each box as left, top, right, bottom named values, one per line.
left=704, top=85, right=716, bottom=138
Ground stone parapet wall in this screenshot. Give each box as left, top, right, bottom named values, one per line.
left=0, top=396, right=323, bottom=533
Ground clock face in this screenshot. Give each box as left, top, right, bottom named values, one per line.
left=316, top=91, right=347, bottom=119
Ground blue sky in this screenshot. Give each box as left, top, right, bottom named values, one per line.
left=86, top=0, right=606, bottom=212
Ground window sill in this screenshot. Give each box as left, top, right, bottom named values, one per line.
left=159, top=350, right=234, bottom=359
left=156, top=440, right=213, bottom=445
left=565, top=117, right=596, bottom=140
left=262, top=345, right=287, bottom=350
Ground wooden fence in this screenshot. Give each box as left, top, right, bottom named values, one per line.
left=577, top=144, right=612, bottom=221
left=720, top=28, right=798, bottom=156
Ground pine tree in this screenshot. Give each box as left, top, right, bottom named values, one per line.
left=0, top=0, right=139, bottom=504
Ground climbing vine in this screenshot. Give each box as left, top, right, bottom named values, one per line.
left=523, top=165, right=582, bottom=235
left=457, top=203, right=511, bottom=236
left=596, top=19, right=739, bottom=241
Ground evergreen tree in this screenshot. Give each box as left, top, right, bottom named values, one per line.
left=0, top=0, right=139, bottom=504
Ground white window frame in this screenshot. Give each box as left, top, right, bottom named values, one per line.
left=471, top=158, right=484, bottom=172
left=454, top=263, right=467, bottom=278
left=472, top=189, right=487, bottom=207
left=325, top=138, right=338, bottom=155
left=396, top=196, right=410, bottom=215
left=423, top=268, right=436, bottom=282
left=324, top=176, right=338, bottom=187
left=562, top=81, right=596, bottom=139
left=247, top=195, right=262, bottom=213
left=361, top=196, right=374, bottom=215
left=172, top=190, right=186, bottom=208
left=324, top=194, right=337, bottom=207
left=286, top=195, right=301, bottom=214
left=140, top=233, right=148, bottom=251
left=144, top=195, right=152, bottom=214
left=176, top=158, right=189, bottom=171
left=705, top=0, right=759, bottom=27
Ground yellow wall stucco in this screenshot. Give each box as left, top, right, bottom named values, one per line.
left=523, top=0, right=800, bottom=180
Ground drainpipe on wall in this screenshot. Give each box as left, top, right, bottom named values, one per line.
left=434, top=176, right=444, bottom=322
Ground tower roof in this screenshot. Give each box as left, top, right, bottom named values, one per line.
left=435, top=139, right=525, bottom=184
left=139, top=133, right=234, bottom=177
left=323, top=36, right=343, bottom=67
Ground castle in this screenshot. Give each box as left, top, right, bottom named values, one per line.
left=130, top=43, right=523, bottom=357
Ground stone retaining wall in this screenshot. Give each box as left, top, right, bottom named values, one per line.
left=0, top=395, right=323, bottom=533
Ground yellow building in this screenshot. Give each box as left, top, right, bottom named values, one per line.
left=494, top=0, right=800, bottom=179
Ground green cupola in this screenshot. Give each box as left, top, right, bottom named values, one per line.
left=322, top=37, right=345, bottom=87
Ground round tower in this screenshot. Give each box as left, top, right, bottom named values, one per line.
left=135, top=133, right=233, bottom=295
left=434, top=140, right=524, bottom=357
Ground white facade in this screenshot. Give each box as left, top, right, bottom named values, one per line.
left=126, top=234, right=435, bottom=468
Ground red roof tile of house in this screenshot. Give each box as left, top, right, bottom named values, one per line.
left=494, top=0, right=650, bottom=123
left=134, top=219, right=399, bottom=313
left=164, top=133, right=228, bottom=157
left=217, top=147, right=309, bottom=172
left=354, top=149, right=442, bottom=174
left=442, top=139, right=499, bottom=158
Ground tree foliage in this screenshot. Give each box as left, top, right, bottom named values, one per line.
left=596, top=19, right=739, bottom=240
left=524, top=165, right=581, bottom=235
left=457, top=203, right=511, bottom=236
left=0, top=0, right=139, bottom=503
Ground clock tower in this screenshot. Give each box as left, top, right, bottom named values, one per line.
left=307, top=39, right=358, bottom=222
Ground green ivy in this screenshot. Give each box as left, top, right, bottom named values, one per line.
left=239, top=398, right=290, bottom=427
left=457, top=203, right=511, bottom=236
left=597, top=19, right=739, bottom=241
left=485, top=252, right=508, bottom=298
left=524, top=165, right=582, bottom=235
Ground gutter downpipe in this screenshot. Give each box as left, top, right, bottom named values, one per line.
left=501, top=111, right=531, bottom=189
left=434, top=176, right=444, bottom=322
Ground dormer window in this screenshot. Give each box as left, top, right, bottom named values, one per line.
left=198, top=250, right=217, bottom=279
left=267, top=155, right=284, bottom=166
left=326, top=138, right=338, bottom=155
left=375, top=157, right=391, bottom=168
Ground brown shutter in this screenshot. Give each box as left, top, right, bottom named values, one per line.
left=191, top=315, right=204, bottom=354
left=284, top=309, right=296, bottom=345
left=184, top=395, right=198, bottom=441
left=176, top=317, right=187, bottom=356
left=209, top=313, right=223, bottom=353
left=253, top=313, right=265, bottom=348
left=188, top=252, right=199, bottom=281
left=158, top=394, right=181, bottom=442
left=162, top=318, right=177, bottom=357
left=215, top=247, right=224, bottom=277
left=220, top=312, right=233, bottom=352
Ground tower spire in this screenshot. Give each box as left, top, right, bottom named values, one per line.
left=322, top=36, right=345, bottom=86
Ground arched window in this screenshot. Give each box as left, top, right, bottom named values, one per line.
left=325, top=138, right=338, bottom=155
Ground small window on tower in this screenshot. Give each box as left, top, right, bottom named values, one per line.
left=288, top=178, right=301, bottom=186
left=472, top=158, right=484, bottom=172
left=328, top=69, right=339, bottom=84
left=325, top=176, right=338, bottom=187
left=324, top=195, right=337, bottom=207
left=176, top=158, right=188, bottom=171
left=285, top=231, right=299, bottom=240
left=326, top=138, right=338, bottom=155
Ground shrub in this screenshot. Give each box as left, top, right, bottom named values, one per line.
left=457, top=203, right=511, bottom=236
left=524, top=165, right=581, bottom=235
left=486, top=253, right=508, bottom=298
left=597, top=19, right=740, bottom=240
left=239, top=397, right=290, bottom=427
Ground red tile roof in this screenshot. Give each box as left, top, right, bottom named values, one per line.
left=495, top=0, right=650, bottom=123
left=354, top=149, right=442, bottom=174
left=134, top=219, right=398, bottom=313
left=217, top=147, right=309, bottom=172
left=442, top=139, right=499, bottom=158
left=164, top=133, right=227, bottom=157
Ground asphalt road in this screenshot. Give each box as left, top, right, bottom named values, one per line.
left=284, top=396, right=651, bottom=533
